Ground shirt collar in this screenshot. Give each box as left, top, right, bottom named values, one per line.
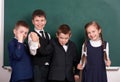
left=34, top=28, right=44, bottom=34
left=14, top=37, right=18, bottom=40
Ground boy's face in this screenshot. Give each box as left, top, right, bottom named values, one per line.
left=32, top=16, right=46, bottom=30
left=56, top=33, right=71, bottom=46
left=14, top=26, right=29, bottom=40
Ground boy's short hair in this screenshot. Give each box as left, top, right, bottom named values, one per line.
left=56, top=24, right=71, bottom=35
left=14, top=20, right=29, bottom=29
left=32, top=9, right=46, bottom=19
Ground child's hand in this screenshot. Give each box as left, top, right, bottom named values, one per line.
left=77, top=64, right=83, bottom=70
left=17, top=33, right=24, bottom=43
left=105, top=60, right=111, bottom=67
left=30, top=32, right=39, bottom=42
left=74, top=75, right=80, bottom=81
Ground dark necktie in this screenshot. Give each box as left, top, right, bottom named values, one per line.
left=40, top=31, right=45, bottom=39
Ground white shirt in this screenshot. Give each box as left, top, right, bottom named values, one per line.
left=63, top=45, right=68, bottom=52
left=80, top=40, right=110, bottom=67
left=28, top=28, right=51, bottom=55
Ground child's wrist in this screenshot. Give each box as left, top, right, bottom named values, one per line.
left=18, top=40, right=23, bottom=43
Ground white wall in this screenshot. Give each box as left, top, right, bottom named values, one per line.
left=107, top=67, right=120, bottom=82
left=0, top=0, right=11, bottom=82
left=0, top=0, right=120, bottom=82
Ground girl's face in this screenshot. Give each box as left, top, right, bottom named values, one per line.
left=56, top=33, right=71, bottom=46
left=86, top=25, right=101, bottom=41
left=32, top=16, right=46, bottom=30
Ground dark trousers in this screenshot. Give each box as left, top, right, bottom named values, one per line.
left=16, top=79, right=32, bottom=82
left=49, top=78, right=74, bottom=82
left=33, top=65, right=49, bottom=82
left=10, top=78, right=32, bottom=82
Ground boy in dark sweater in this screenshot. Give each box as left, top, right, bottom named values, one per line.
left=8, top=20, right=33, bottom=82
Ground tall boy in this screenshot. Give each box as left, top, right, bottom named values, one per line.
left=28, top=9, right=51, bottom=82
left=8, top=20, right=33, bottom=82
left=39, top=24, right=80, bottom=82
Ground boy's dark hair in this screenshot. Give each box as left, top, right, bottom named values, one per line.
left=32, top=9, right=46, bottom=19
left=56, top=24, right=71, bottom=35
left=14, top=20, right=29, bottom=29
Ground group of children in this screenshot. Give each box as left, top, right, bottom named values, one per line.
left=8, top=9, right=111, bottom=82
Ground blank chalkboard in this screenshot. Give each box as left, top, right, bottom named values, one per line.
left=4, top=0, right=120, bottom=66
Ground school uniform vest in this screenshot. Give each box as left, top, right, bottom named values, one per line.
left=32, top=31, right=51, bottom=66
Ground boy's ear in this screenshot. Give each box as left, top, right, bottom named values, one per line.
left=45, top=20, right=47, bottom=24
left=32, top=20, right=34, bottom=24
left=13, top=29, right=16, bottom=35
left=69, top=34, right=72, bottom=38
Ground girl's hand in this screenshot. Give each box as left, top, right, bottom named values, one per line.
left=77, top=64, right=83, bottom=70
left=30, top=32, right=39, bottom=42
left=105, top=60, right=111, bottom=67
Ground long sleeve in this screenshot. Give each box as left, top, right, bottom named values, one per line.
left=8, top=40, right=25, bottom=60
left=28, top=34, right=39, bottom=56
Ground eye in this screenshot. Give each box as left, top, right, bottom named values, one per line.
left=87, top=32, right=91, bottom=35
left=25, top=32, right=28, bottom=35
left=35, top=20, right=39, bottom=22
left=41, top=19, right=45, bottom=22
left=65, top=37, right=69, bottom=40
left=60, top=37, right=64, bottom=39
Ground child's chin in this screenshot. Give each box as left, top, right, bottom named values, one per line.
left=61, top=44, right=66, bottom=46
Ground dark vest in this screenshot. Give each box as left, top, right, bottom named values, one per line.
left=32, top=31, right=51, bottom=66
